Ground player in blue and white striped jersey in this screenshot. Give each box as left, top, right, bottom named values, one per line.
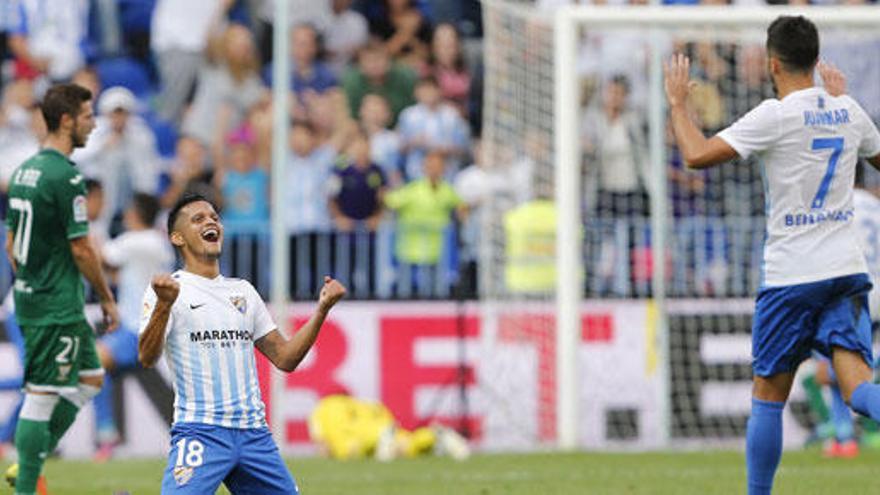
left=138, top=194, right=346, bottom=494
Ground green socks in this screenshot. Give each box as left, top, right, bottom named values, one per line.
left=802, top=374, right=830, bottom=423
left=47, top=397, right=80, bottom=453
left=14, top=418, right=50, bottom=494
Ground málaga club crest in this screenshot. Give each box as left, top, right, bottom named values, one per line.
left=230, top=295, right=247, bottom=315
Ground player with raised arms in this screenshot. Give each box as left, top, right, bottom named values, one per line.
left=138, top=194, right=346, bottom=494
left=665, top=15, right=880, bottom=495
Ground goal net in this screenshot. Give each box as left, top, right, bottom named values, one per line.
left=479, top=0, right=880, bottom=450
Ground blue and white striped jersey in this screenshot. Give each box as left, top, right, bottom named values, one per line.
left=139, top=270, right=275, bottom=429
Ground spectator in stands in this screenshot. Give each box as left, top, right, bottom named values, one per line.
left=359, top=93, right=403, bottom=186
left=72, top=87, right=161, bottom=239
left=328, top=131, right=387, bottom=295
left=253, top=0, right=333, bottom=65
left=453, top=139, right=491, bottom=297
left=397, top=76, right=471, bottom=181
left=85, top=178, right=107, bottom=249
left=343, top=41, right=416, bottom=125
left=309, top=91, right=352, bottom=148
left=9, top=0, right=89, bottom=81
left=384, top=151, right=465, bottom=296
left=71, top=66, right=101, bottom=97
left=369, top=0, right=432, bottom=67
left=329, top=131, right=387, bottom=232
left=323, top=0, right=369, bottom=75
left=425, top=22, right=471, bottom=116
left=214, top=125, right=270, bottom=225
left=161, top=136, right=218, bottom=209
left=287, top=23, right=339, bottom=96
left=582, top=75, right=648, bottom=218
left=93, top=193, right=172, bottom=461
left=285, top=119, right=350, bottom=297
left=151, top=0, right=229, bottom=122
left=183, top=23, right=267, bottom=167
left=0, top=78, right=41, bottom=191
left=214, top=124, right=269, bottom=289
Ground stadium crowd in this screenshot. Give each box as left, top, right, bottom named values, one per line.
left=0, top=0, right=877, bottom=303
left=0, top=0, right=484, bottom=301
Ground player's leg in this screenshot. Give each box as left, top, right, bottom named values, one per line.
left=747, top=282, right=817, bottom=495
left=93, top=341, right=117, bottom=458
left=833, top=348, right=880, bottom=418
left=12, top=392, right=56, bottom=495
left=45, top=321, right=103, bottom=454
left=801, top=358, right=833, bottom=445
left=92, top=328, right=139, bottom=460
left=161, top=424, right=236, bottom=494
left=13, top=323, right=88, bottom=494
left=826, top=382, right=858, bottom=457
left=747, top=372, right=794, bottom=495
left=818, top=278, right=880, bottom=421
left=224, top=428, right=299, bottom=495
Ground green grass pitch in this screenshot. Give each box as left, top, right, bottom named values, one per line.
left=33, top=449, right=880, bottom=494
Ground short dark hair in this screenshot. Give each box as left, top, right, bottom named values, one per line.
left=766, top=15, right=819, bottom=74
left=41, top=83, right=92, bottom=132
left=609, top=74, right=631, bottom=94
left=84, top=178, right=102, bottom=194
left=167, top=193, right=217, bottom=236
left=131, top=193, right=161, bottom=227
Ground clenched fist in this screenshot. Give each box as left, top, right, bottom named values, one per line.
left=152, top=274, right=180, bottom=304
left=318, top=276, right=347, bottom=313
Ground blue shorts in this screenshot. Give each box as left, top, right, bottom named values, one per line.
left=752, top=273, right=873, bottom=377
left=98, top=327, right=139, bottom=369
left=161, top=423, right=299, bottom=495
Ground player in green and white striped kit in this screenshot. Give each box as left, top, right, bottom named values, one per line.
left=4, top=84, right=120, bottom=495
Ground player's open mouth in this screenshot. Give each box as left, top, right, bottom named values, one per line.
left=201, top=227, right=220, bottom=243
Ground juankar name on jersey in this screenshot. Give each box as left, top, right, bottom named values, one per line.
left=804, top=108, right=850, bottom=127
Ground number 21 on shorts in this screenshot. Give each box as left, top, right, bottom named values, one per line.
left=175, top=438, right=205, bottom=467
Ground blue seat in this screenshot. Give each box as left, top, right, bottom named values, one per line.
left=95, top=57, right=154, bottom=98
left=143, top=112, right=179, bottom=158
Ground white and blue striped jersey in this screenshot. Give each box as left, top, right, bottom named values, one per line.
left=139, top=270, right=275, bottom=429
left=854, top=188, right=880, bottom=318
left=717, top=87, right=880, bottom=287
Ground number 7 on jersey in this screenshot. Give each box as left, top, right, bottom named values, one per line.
left=811, top=137, right=844, bottom=210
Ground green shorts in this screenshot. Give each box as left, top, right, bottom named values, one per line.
left=22, top=320, right=102, bottom=392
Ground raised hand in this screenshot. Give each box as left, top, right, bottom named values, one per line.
left=818, top=61, right=847, bottom=97
left=152, top=274, right=181, bottom=304
left=664, top=53, right=694, bottom=108
left=318, top=276, right=347, bottom=313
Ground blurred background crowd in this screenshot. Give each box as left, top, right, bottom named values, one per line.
left=0, top=0, right=876, bottom=302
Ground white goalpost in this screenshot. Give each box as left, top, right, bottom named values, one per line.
left=482, top=1, right=880, bottom=450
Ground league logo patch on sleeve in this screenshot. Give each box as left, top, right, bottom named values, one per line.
left=173, top=466, right=194, bottom=486
left=73, top=195, right=87, bottom=223
left=230, top=296, right=247, bottom=315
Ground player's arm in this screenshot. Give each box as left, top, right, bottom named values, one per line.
left=255, top=276, right=347, bottom=373
left=823, top=63, right=880, bottom=172
left=664, top=54, right=738, bottom=169
left=70, top=235, right=120, bottom=331
left=138, top=274, right=179, bottom=368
